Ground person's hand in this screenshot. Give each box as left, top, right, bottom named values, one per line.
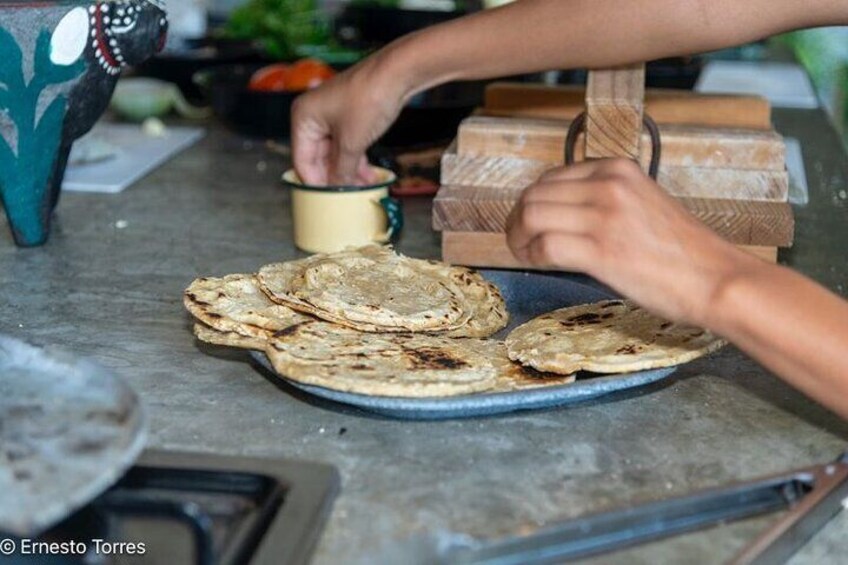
left=291, top=54, right=409, bottom=185
left=506, top=158, right=763, bottom=326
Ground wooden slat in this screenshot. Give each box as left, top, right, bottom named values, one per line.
left=432, top=184, right=795, bottom=247
left=585, top=66, right=646, bottom=160
left=441, top=147, right=789, bottom=201
left=483, top=82, right=773, bottom=129
left=442, top=231, right=778, bottom=268
left=457, top=116, right=787, bottom=172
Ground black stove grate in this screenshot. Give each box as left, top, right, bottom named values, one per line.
left=9, top=451, right=339, bottom=565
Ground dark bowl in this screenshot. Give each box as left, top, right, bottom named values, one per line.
left=135, top=38, right=271, bottom=103
left=200, top=63, right=486, bottom=145
left=198, top=63, right=298, bottom=140
left=337, top=5, right=467, bottom=48
left=379, top=80, right=485, bottom=148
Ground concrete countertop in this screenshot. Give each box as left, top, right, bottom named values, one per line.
left=1, top=107, right=847, bottom=564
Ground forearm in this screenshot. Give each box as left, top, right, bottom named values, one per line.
left=380, top=0, right=848, bottom=97
left=707, top=261, right=848, bottom=419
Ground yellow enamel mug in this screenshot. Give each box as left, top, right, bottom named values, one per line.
left=283, top=167, right=403, bottom=254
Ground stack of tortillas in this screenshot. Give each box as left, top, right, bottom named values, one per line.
left=185, top=245, right=579, bottom=397
left=184, top=246, right=723, bottom=398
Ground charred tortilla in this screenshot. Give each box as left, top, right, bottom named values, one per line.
left=264, top=320, right=497, bottom=397
left=184, top=274, right=310, bottom=338
left=193, top=323, right=267, bottom=351
left=506, top=300, right=725, bottom=375
left=419, top=264, right=508, bottom=338
left=463, top=339, right=577, bottom=392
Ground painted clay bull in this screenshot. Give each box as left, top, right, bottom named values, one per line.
left=0, top=1, right=168, bottom=247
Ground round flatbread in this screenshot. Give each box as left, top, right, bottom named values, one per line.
left=463, top=339, right=576, bottom=392
left=257, top=247, right=506, bottom=336
left=506, top=300, right=725, bottom=375
left=184, top=274, right=311, bottom=338
left=418, top=264, right=508, bottom=339
left=259, top=246, right=471, bottom=332
left=264, top=320, right=497, bottom=397
left=193, top=323, right=267, bottom=351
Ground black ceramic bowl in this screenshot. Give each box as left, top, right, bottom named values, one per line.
left=198, top=63, right=298, bottom=140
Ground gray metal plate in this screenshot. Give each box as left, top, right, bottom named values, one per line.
left=251, top=271, right=677, bottom=420
left=0, top=336, right=147, bottom=537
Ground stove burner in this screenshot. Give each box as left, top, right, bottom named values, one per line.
left=6, top=450, right=339, bottom=565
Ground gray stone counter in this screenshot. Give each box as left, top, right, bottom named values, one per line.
left=1, top=108, right=847, bottom=564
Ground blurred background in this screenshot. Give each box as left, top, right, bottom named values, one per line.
left=148, top=1, right=846, bottom=145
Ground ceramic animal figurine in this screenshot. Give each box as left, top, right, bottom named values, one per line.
left=0, top=1, right=168, bottom=247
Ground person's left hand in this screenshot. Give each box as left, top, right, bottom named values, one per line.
left=506, top=158, right=760, bottom=327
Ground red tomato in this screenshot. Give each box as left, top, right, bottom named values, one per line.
left=287, top=59, right=336, bottom=91
left=248, top=64, right=292, bottom=92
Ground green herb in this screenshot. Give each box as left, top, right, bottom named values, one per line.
left=225, top=0, right=331, bottom=60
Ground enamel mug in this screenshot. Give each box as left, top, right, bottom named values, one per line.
left=283, top=168, right=403, bottom=254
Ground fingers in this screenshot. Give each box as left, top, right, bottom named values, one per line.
left=522, top=233, right=599, bottom=271
left=506, top=201, right=604, bottom=256
left=519, top=179, right=598, bottom=206
left=291, top=140, right=327, bottom=186
left=536, top=158, right=645, bottom=186
left=291, top=98, right=330, bottom=186
left=536, top=159, right=605, bottom=183
left=356, top=155, right=378, bottom=185
left=506, top=159, right=646, bottom=272
left=520, top=159, right=641, bottom=206
left=329, top=138, right=369, bottom=185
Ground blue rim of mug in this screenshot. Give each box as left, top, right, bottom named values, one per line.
left=282, top=167, right=397, bottom=193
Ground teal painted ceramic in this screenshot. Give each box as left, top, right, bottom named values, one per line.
left=0, top=1, right=168, bottom=247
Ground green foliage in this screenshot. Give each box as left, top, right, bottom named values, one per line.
left=225, top=0, right=332, bottom=60
left=777, top=28, right=848, bottom=136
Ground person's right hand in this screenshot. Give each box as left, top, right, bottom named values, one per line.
left=291, top=54, right=409, bottom=185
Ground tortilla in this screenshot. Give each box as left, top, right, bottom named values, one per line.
left=463, top=339, right=577, bottom=392
left=418, top=264, right=508, bottom=339
left=260, top=246, right=471, bottom=332
left=257, top=246, right=506, bottom=336
left=264, top=320, right=497, bottom=397
left=193, top=323, right=267, bottom=351
left=505, top=300, right=725, bottom=375
left=184, top=274, right=311, bottom=338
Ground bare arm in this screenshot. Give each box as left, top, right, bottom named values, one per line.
left=506, top=159, right=848, bottom=419
left=290, top=0, right=848, bottom=418
left=709, top=262, right=848, bottom=418
left=391, top=0, right=847, bottom=94
left=292, top=0, right=848, bottom=183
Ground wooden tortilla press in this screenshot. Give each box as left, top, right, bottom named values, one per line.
left=433, top=64, right=794, bottom=267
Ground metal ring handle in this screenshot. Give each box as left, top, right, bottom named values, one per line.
left=564, top=111, right=662, bottom=180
